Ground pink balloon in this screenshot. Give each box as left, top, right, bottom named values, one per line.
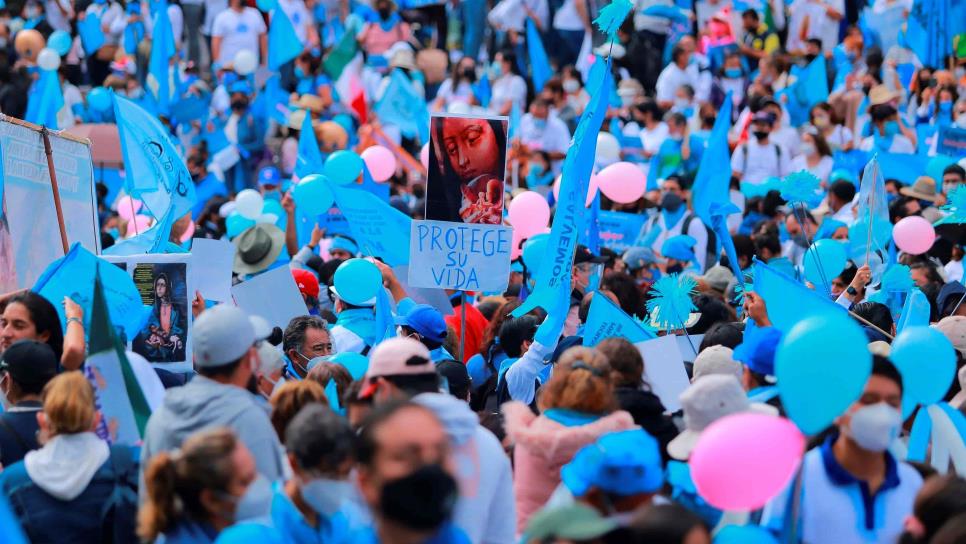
left=596, top=162, right=646, bottom=204
left=893, top=216, right=936, bottom=255
left=420, top=144, right=430, bottom=170
left=126, top=215, right=152, bottom=237
left=690, top=413, right=804, bottom=510
left=116, top=196, right=143, bottom=221
left=552, top=174, right=599, bottom=207
left=508, top=191, right=550, bottom=238
left=180, top=219, right=196, bottom=242
left=361, top=145, right=397, bottom=182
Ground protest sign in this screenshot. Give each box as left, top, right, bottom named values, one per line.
left=189, top=238, right=235, bottom=303
left=329, top=183, right=411, bottom=266
left=635, top=335, right=691, bottom=412
left=1, top=118, right=99, bottom=291
left=392, top=266, right=455, bottom=316
left=594, top=210, right=648, bottom=252
left=936, top=127, right=966, bottom=158
left=425, top=114, right=509, bottom=225
left=408, top=220, right=512, bottom=292
left=317, top=206, right=351, bottom=236
left=582, top=293, right=655, bottom=347
left=103, top=253, right=194, bottom=373
left=231, top=265, right=308, bottom=331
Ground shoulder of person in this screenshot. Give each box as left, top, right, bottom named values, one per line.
left=0, top=459, right=30, bottom=492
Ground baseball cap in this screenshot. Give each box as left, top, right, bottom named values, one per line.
left=561, top=429, right=664, bottom=497
left=667, top=374, right=777, bottom=460
left=523, top=504, right=617, bottom=542
left=257, top=166, right=281, bottom=187
left=691, top=345, right=742, bottom=382
left=732, top=324, right=782, bottom=378
left=193, top=304, right=257, bottom=367
left=574, top=244, right=607, bottom=265
left=622, top=246, right=663, bottom=272
left=661, top=234, right=697, bottom=262
left=937, top=281, right=966, bottom=317
left=696, top=264, right=733, bottom=293
left=291, top=268, right=320, bottom=299
left=359, top=337, right=434, bottom=399
left=0, top=340, right=58, bottom=388
left=436, top=360, right=471, bottom=396
left=394, top=304, right=447, bottom=344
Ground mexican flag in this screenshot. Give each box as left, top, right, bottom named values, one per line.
left=86, top=265, right=152, bottom=445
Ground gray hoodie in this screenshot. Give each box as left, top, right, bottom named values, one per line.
left=139, top=375, right=284, bottom=499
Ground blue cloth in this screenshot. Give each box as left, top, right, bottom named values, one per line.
left=526, top=18, right=551, bottom=92
left=666, top=460, right=723, bottom=527
left=335, top=308, right=377, bottom=346
left=24, top=69, right=63, bottom=128
left=191, top=174, right=229, bottom=218
left=692, top=92, right=734, bottom=226
left=160, top=519, right=220, bottom=544
left=268, top=481, right=351, bottom=543
left=268, top=6, right=304, bottom=71
left=543, top=408, right=602, bottom=427
left=373, top=70, right=429, bottom=142
left=348, top=522, right=470, bottom=543
left=148, top=1, right=177, bottom=116
left=296, top=107, right=324, bottom=179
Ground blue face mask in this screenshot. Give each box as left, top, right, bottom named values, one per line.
left=263, top=190, right=282, bottom=202
left=533, top=118, right=547, bottom=130
left=489, top=61, right=503, bottom=79
left=883, top=120, right=900, bottom=137
left=529, top=163, right=545, bottom=177
left=294, top=66, right=306, bottom=79
left=724, top=68, right=742, bottom=78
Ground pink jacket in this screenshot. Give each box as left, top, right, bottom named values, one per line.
left=502, top=402, right=637, bottom=533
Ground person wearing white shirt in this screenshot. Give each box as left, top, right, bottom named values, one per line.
left=859, top=104, right=915, bottom=154
left=655, top=45, right=701, bottom=109
left=642, top=189, right=710, bottom=273
left=488, top=51, right=528, bottom=116
left=730, top=111, right=791, bottom=185
left=629, top=99, right=669, bottom=159
left=44, top=0, right=73, bottom=32
left=203, top=0, right=229, bottom=48
left=211, top=0, right=266, bottom=65
left=276, top=0, right=317, bottom=47
left=826, top=178, right=857, bottom=226
left=552, top=0, right=589, bottom=67
left=519, top=98, right=571, bottom=171
left=790, top=131, right=834, bottom=184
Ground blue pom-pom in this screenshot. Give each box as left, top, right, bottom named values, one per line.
left=780, top=170, right=823, bottom=207
left=646, top=273, right=697, bottom=331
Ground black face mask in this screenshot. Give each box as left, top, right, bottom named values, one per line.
left=666, top=263, right=684, bottom=274
left=231, top=99, right=248, bottom=111
left=660, top=192, right=683, bottom=213
left=461, top=68, right=475, bottom=80
left=380, top=464, right=457, bottom=531
left=804, top=53, right=818, bottom=62
left=862, top=84, right=872, bottom=95
left=753, top=130, right=769, bottom=141
left=377, top=7, right=391, bottom=18
left=702, top=115, right=715, bottom=126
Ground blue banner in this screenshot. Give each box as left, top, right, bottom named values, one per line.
left=937, top=127, right=966, bottom=158
left=526, top=18, right=551, bottom=93
left=592, top=210, right=647, bottom=252
left=147, top=1, right=176, bottom=116
left=582, top=293, right=655, bottom=347
left=329, top=183, right=412, bottom=266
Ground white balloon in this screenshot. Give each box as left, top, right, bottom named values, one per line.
left=37, top=47, right=61, bottom=71
left=235, top=189, right=264, bottom=220
left=233, top=49, right=257, bottom=76
left=596, top=132, right=620, bottom=162
left=257, top=213, right=279, bottom=225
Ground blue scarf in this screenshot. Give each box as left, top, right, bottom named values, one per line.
left=335, top=308, right=377, bottom=346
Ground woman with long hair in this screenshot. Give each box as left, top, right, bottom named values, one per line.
left=0, top=290, right=85, bottom=370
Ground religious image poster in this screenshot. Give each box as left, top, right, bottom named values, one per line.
left=425, top=114, right=509, bottom=225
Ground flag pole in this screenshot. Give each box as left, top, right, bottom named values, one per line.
left=41, top=126, right=70, bottom=255
left=459, top=291, right=466, bottom=362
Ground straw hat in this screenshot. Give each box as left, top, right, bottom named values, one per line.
left=900, top=176, right=939, bottom=202
left=291, top=94, right=326, bottom=114
left=390, top=48, right=418, bottom=71
left=868, top=85, right=900, bottom=106
left=416, top=48, right=449, bottom=84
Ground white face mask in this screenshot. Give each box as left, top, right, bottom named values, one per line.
left=845, top=402, right=901, bottom=452
left=301, top=477, right=353, bottom=517
left=956, top=113, right=966, bottom=129
left=563, top=79, right=580, bottom=94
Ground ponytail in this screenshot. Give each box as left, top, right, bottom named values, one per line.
left=138, top=451, right=181, bottom=542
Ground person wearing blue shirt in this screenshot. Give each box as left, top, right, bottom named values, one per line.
left=187, top=152, right=229, bottom=219
left=650, top=112, right=703, bottom=183
left=734, top=292, right=785, bottom=412
left=759, top=357, right=923, bottom=543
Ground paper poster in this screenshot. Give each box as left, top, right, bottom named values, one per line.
left=408, top=219, right=512, bottom=292
left=231, top=265, right=308, bottom=331
left=635, top=335, right=691, bottom=413
left=936, top=127, right=966, bottom=158
left=1, top=119, right=99, bottom=291
left=104, top=253, right=193, bottom=372
left=425, top=114, right=509, bottom=224
left=582, top=294, right=655, bottom=347
left=594, top=210, right=648, bottom=252
left=189, top=238, right=235, bottom=302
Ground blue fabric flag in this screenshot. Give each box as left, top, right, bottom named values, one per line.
left=779, top=56, right=828, bottom=127
left=473, top=74, right=492, bottom=109
left=33, top=243, right=147, bottom=342
left=296, top=109, right=324, bottom=178
left=329, top=183, right=411, bottom=266
left=371, top=286, right=396, bottom=350
left=512, top=60, right=612, bottom=321
left=253, top=74, right=291, bottom=125
left=360, top=163, right=390, bottom=202
left=78, top=14, right=105, bottom=54
left=853, top=156, right=892, bottom=260
left=373, top=69, right=429, bottom=143
left=692, top=91, right=733, bottom=226
left=905, top=0, right=964, bottom=68
left=269, top=7, right=304, bottom=71
left=582, top=292, right=655, bottom=346
left=897, top=287, right=930, bottom=334
left=752, top=258, right=847, bottom=333
left=878, top=152, right=930, bottom=185
left=526, top=18, right=551, bottom=93
left=509, top=100, right=522, bottom=140
left=0, top=490, right=27, bottom=544
left=112, top=92, right=196, bottom=250
left=25, top=69, right=63, bottom=128
left=147, top=1, right=176, bottom=116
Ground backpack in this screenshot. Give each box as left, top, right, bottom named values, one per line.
left=681, top=213, right=718, bottom=273
left=741, top=142, right=783, bottom=178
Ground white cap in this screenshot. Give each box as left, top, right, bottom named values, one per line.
left=691, top=345, right=742, bottom=383
left=193, top=305, right=256, bottom=368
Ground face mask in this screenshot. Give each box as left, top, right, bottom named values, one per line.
left=302, top=478, right=353, bottom=517
left=845, top=402, right=901, bottom=452
left=528, top=163, right=545, bottom=177
left=563, top=79, right=580, bottom=93
left=294, top=66, right=306, bottom=79
left=489, top=61, right=502, bottom=79
left=813, top=115, right=829, bottom=128
left=673, top=97, right=690, bottom=110
left=25, top=6, right=40, bottom=17
left=380, top=464, right=457, bottom=531
left=231, top=475, right=273, bottom=521
left=753, top=130, right=769, bottom=141
left=791, top=232, right=809, bottom=248
left=461, top=68, right=475, bottom=80
left=724, top=67, right=742, bottom=79
left=533, top=118, right=547, bottom=130
left=620, top=95, right=635, bottom=108
left=801, top=143, right=816, bottom=156
left=377, top=7, right=391, bottom=19
left=702, top=115, right=715, bottom=126
left=231, top=99, right=248, bottom=111
left=660, top=192, right=683, bottom=213
left=666, top=263, right=684, bottom=274
left=883, top=120, right=899, bottom=137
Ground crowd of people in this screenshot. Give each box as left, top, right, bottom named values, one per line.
left=2, top=0, right=966, bottom=542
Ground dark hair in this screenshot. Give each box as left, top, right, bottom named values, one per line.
left=671, top=45, right=688, bottom=64
left=579, top=290, right=614, bottom=324
left=872, top=355, right=903, bottom=393
left=934, top=512, right=966, bottom=544
left=688, top=295, right=736, bottom=335
left=754, top=233, right=782, bottom=257
left=627, top=503, right=709, bottom=543
left=285, top=403, right=354, bottom=472
left=742, top=8, right=759, bottom=19
left=602, top=272, right=646, bottom=319
left=731, top=235, right=755, bottom=268
left=804, top=130, right=833, bottom=158
left=761, top=190, right=786, bottom=218
left=943, top=164, right=965, bottom=180
left=851, top=302, right=894, bottom=336
left=829, top=180, right=857, bottom=204
left=596, top=337, right=644, bottom=388
left=699, top=322, right=744, bottom=351
left=283, top=315, right=329, bottom=355
left=355, top=400, right=434, bottom=467
left=903, top=475, right=966, bottom=544
left=479, top=299, right=521, bottom=356
left=634, top=98, right=663, bottom=121
left=317, top=258, right=345, bottom=287
left=383, top=372, right=440, bottom=397
left=498, top=315, right=539, bottom=358
left=4, top=292, right=64, bottom=362
left=910, top=262, right=943, bottom=286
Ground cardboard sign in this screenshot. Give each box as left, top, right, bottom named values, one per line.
left=635, top=335, right=691, bottom=413
left=594, top=210, right=648, bottom=252
left=408, top=220, right=512, bottom=291
left=231, top=265, right=308, bottom=331
left=189, top=238, right=235, bottom=303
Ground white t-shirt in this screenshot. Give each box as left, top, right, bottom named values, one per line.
left=655, top=62, right=700, bottom=103
left=790, top=154, right=834, bottom=184
left=638, top=122, right=669, bottom=155
left=45, top=0, right=73, bottom=32
left=520, top=113, right=571, bottom=172
left=277, top=0, right=313, bottom=45
left=553, top=0, right=585, bottom=31
left=822, top=124, right=853, bottom=151
left=730, top=140, right=792, bottom=184
left=203, top=0, right=229, bottom=36
left=490, top=74, right=528, bottom=115
left=858, top=135, right=915, bottom=154
left=211, top=7, right=266, bottom=65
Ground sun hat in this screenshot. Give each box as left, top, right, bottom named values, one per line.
left=900, top=176, right=940, bottom=202
left=696, top=265, right=734, bottom=294
left=232, top=224, right=286, bottom=275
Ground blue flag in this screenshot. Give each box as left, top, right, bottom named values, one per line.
left=329, top=183, right=411, bottom=266
left=296, top=109, right=324, bottom=179
left=25, top=69, right=63, bottom=128
left=877, top=152, right=930, bottom=184
left=582, top=293, right=656, bottom=346
left=147, top=1, right=177, bottom=116
left=509, top=100, right=522, bottom=140
left=474, top=74, right=492, bottom=109
left=780, top=56, right=828, bottom=127
left=691, top=91, right=733, bottom=226
left=254, top=74, right=291, bottom=125
left=897, top=287, right=930, bottom=334
left=33, top=243, right=146, bottom=342
left=113, top=92, right=196, bottom=251
left=526, top=19, right=551, bottom=93
left=752, top=259, right=847, bottom=333
left=78, top=14, right=105, bottom=54
left=373, top=69, right=429, bottom=142
left=360, top=163, right=390, bottom=202
left=512, top=60, right=612, bottom=320
left=905, top=0, right=964, bottom=68
left=268, top=7, right=304, bottom=71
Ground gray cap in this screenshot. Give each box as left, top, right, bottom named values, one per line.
left=692, top=345, right=742, bottom=382
left=193, top=304, right=256, bottom=367
left=697, top=265, right=735, bottom=294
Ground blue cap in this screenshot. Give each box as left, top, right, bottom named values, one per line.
left=561, top=429, right=664, bottom=497
left=511, top=261, right=524, bottom=273
left=394, top=304, right=447, bottom=344
left=661, top=234, right=697, bottom=262
left=329, top=236, right=359, bottom=256
left=227, top=80, right=252, bottom=95
left=733, top=325, right=782, bottom=377
left=622, top=246, right=662, bottom=272
left=815, top=218, right=847, bottom=240
left=830, top=169, right=856, bottom=186
left=257, top=166, right=280, bottom=186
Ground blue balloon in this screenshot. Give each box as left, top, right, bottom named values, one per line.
left=333, top=258, right=382, bottom=305
left=261, top=198, right=286, bottom=229
left=776, top=312, right=871, bottom=434
left=48, top=30, right=72, bottom=56
left=328, top=352, right=369, bottom=380
left=848, top=218, right=892, bottom=262
left=803, top=239, right=848, bottom=290
left=293, top=174, right=334, bottom=216
left=324, top=151, right=364, bottom=185
left=714, top=526, right=778, bottom=544
left=891, top=326, right=956, bottom=408
left=226, top=212, right=255, bottom=239
left=87, top=87, right=112, bottom=113
left=522, top=233, right=549, bottom=269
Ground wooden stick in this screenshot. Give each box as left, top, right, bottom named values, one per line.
left=849, top=310, right=894, bottom=341
left=41, top=127, right=70, bottom=255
